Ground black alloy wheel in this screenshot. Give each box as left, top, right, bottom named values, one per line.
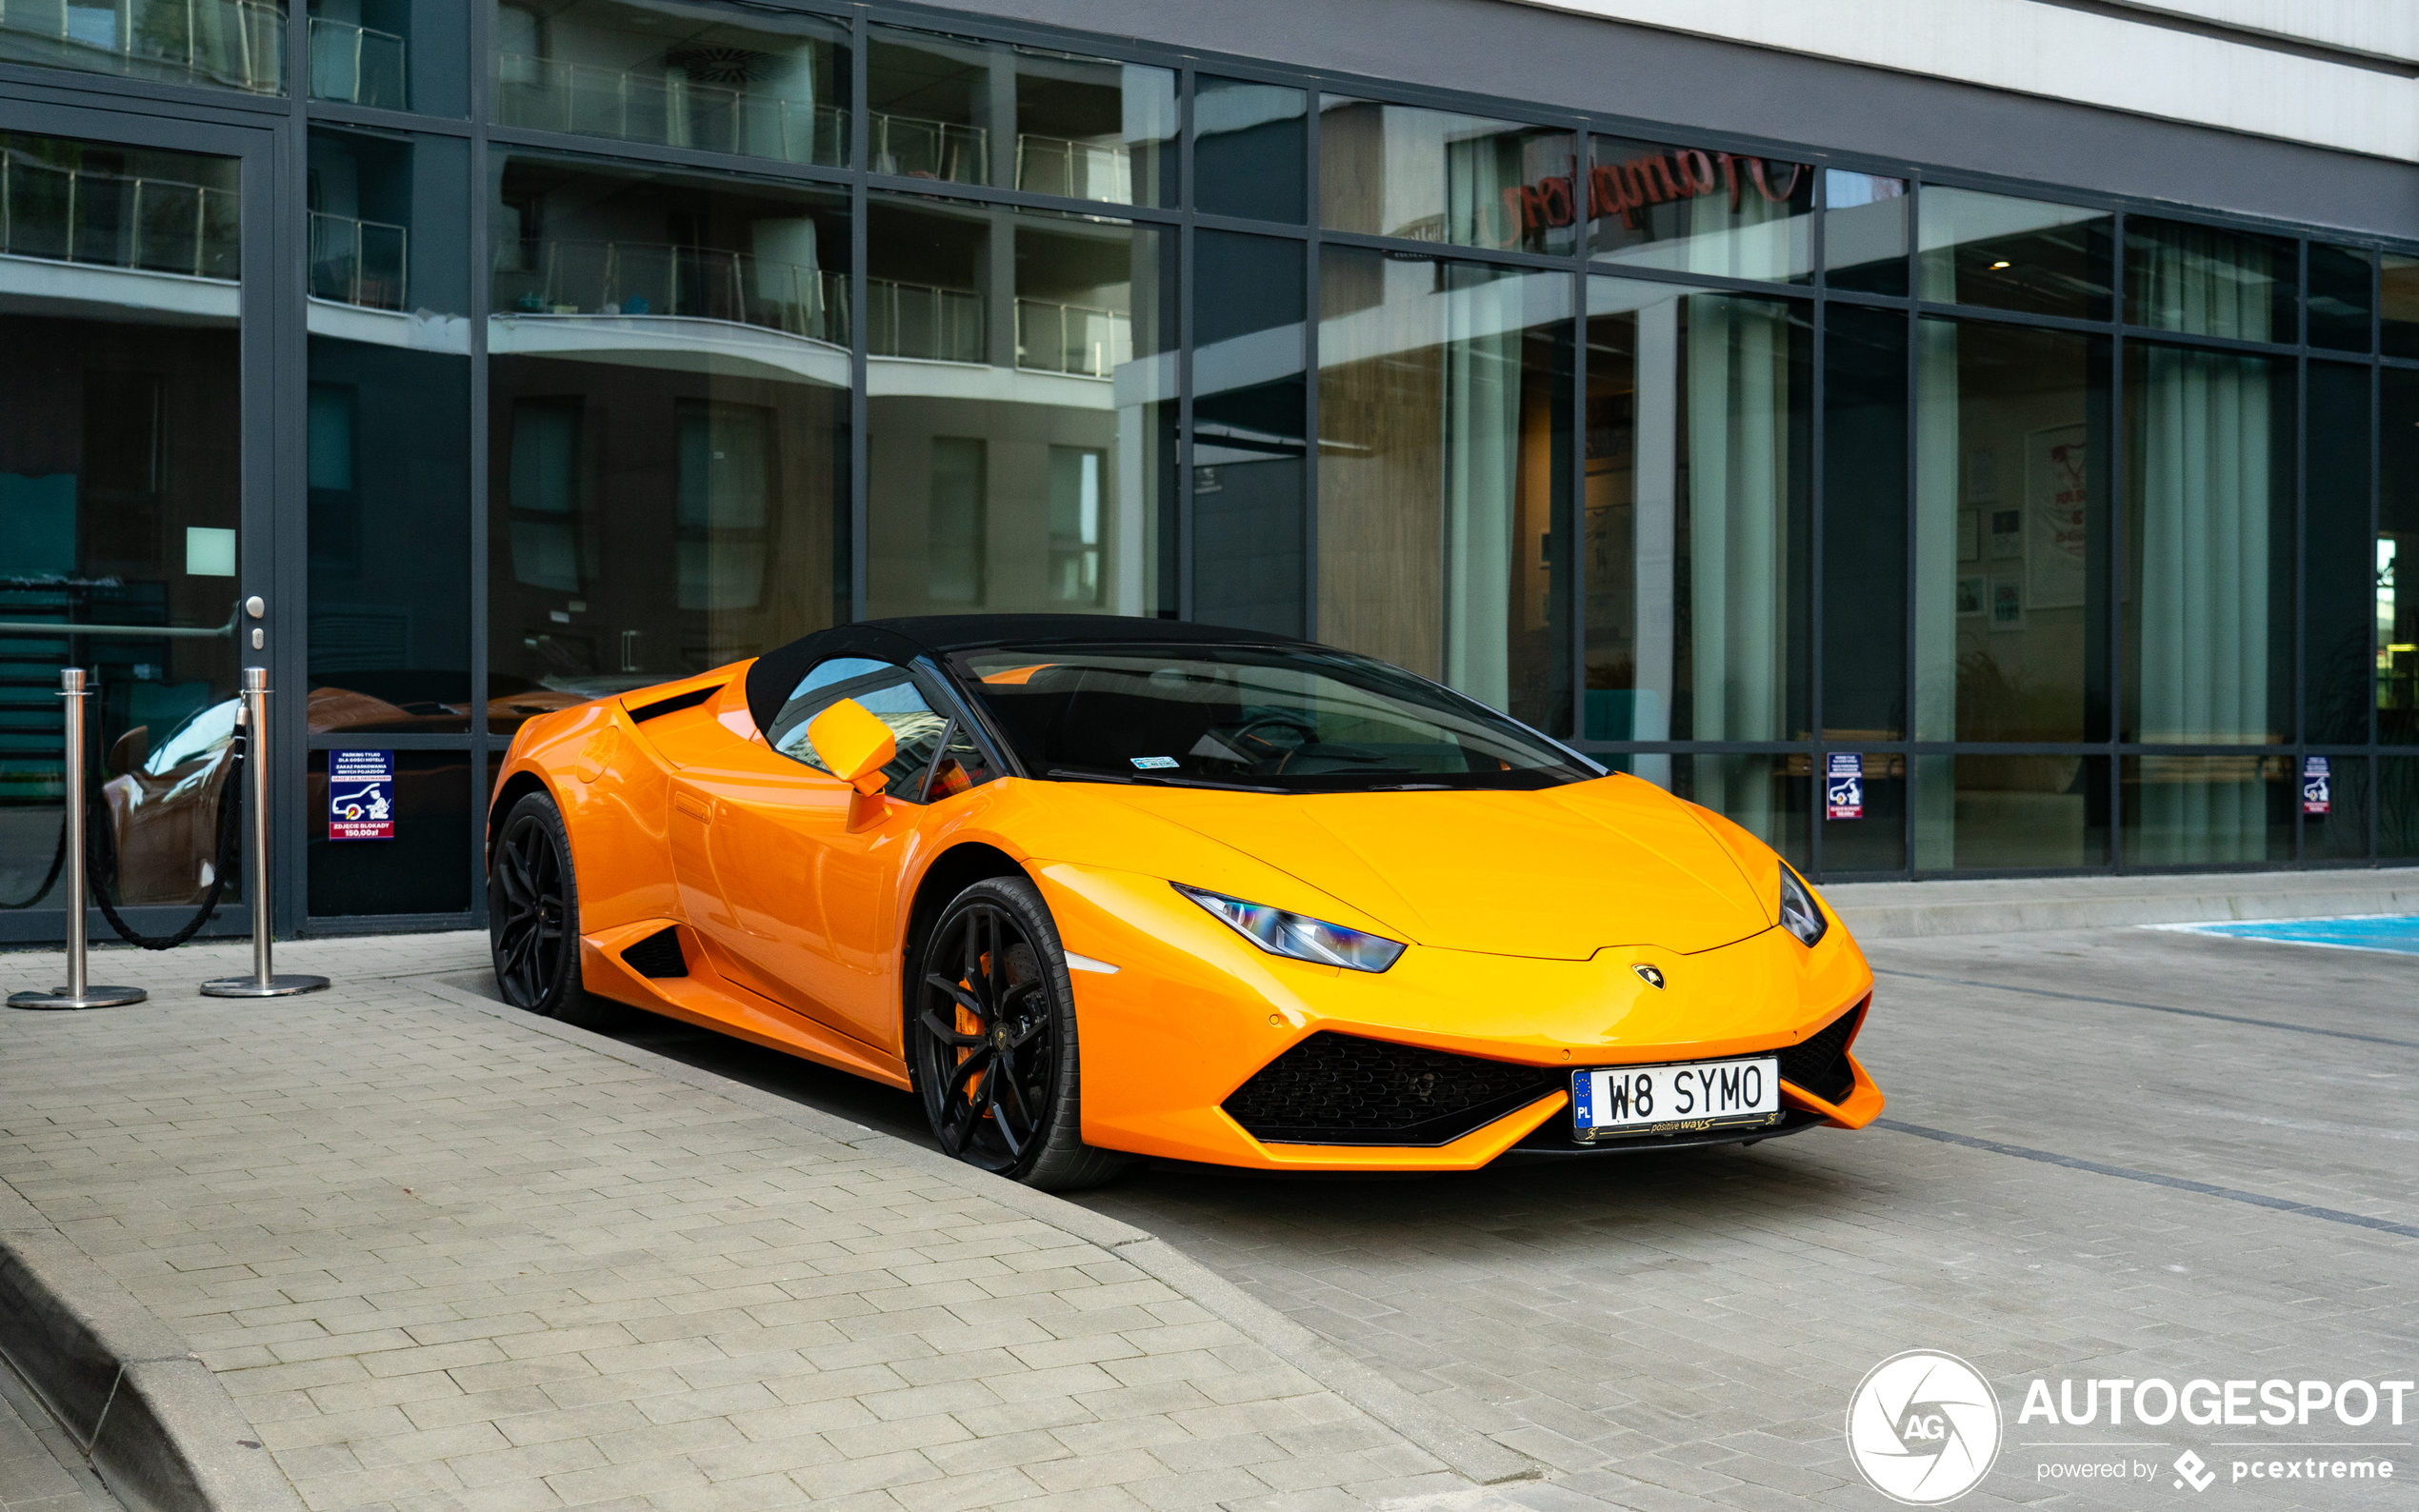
left=910, top=877, right=1130, bottom=1190
left=490, top=790, right=605, bottom=1025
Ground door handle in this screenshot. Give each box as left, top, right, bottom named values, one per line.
left=673, top=791, right=710, bottom=822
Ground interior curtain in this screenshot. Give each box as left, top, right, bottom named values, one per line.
left=1443, top=265, right=1521, bottom=708
left=1683, top=292, right=1787, bottom=829
left=2135, top=229, right=2272, bottom=862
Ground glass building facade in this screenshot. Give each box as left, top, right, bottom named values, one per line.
left=2, top=0, right=2415, bottom=939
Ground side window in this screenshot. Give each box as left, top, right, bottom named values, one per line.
left=766, top=657, right=993, bottom=803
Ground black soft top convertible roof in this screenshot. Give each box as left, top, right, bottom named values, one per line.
left=742, top=614, right=1300, bottom=740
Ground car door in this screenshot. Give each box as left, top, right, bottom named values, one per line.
left=697, top=656, right=999, bottom=1053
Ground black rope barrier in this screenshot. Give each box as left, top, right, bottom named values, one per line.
left=85, top=731, right=246, bottom=950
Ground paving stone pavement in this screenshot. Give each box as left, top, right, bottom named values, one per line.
left=1065, top=923, right=2419, bottom=1512
left=0, top=1352, right=123, bottom=1512
left=0, top=934, right=1464, bottom=1512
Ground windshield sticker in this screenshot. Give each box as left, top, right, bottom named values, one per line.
left=1130, top=756, right=1181, bottom=770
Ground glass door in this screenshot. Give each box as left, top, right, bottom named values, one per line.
left=0, top=103, right=275, bottom=942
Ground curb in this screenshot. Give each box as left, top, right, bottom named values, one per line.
left=401, top=968, right=1542, bottom=1488
left=0, top=1185, right=304, bottom=1512
left=1828, top=870, right=2419, bottom=940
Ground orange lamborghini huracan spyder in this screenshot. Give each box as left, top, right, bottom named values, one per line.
left=488, top=615, right=1882, bottom=1189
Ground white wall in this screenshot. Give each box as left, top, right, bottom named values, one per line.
left=1511, top=0, right=2418, bottom=161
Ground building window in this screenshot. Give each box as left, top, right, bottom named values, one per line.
left=1316, top=247, right=1571, bottom=731
left=1918, top=187, right=2113, bottom=321
left=1588, top=135, right=1812, bottom=284
left=1319, top=98, right=1573, bottom=256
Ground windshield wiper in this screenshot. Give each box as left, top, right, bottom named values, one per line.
left=1043, top=767, right=1287, bottom=795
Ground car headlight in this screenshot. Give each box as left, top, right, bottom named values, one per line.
left=1778, top=864, right=1828, bottom=948
left=1172, top=884, right=1408, bottom=973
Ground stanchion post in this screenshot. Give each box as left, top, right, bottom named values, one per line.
left=201, top=668, right=329, bottom=999
left=9, top=669, right=148, bottom=1010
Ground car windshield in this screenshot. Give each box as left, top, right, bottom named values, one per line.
left=951, top=644, right=1594, bottom=792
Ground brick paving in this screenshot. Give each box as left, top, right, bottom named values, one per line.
left=0, top=1355, right=122, bottom=1512
left=1063, top=922, right=2419, bottom=1511
left=6, top=916, right=2416, bottom=1512
left=0, top=935, right=1458, bottom=1512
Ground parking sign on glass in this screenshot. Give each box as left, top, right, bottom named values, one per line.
left=2302, top=755, right=2330, bottom=816
left=330, top=750, right=395, bottom=841
left=1827, top=752, right=1864, bottom=821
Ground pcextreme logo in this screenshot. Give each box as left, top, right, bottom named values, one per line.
left=1847, top=1351, right=2005, bottom=1504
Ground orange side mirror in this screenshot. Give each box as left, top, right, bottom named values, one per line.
left=806, top=698, right=895, bottom=795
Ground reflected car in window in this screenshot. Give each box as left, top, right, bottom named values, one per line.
left=485, top=614, right=1881, bottom=1188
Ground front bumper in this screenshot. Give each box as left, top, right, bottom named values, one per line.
left=1033, top=861, right=1883, bottom=1172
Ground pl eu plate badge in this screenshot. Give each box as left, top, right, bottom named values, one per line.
left=2302, top=755, right=2331, bottom=817
left=330, top=750, right=396, bottom=841
left=1826, top=752, right=1864, bottom=821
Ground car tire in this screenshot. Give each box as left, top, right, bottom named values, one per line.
left=489, top=789, right=613, bottom=1029
left=910, top=876, right=1134, bottom=1191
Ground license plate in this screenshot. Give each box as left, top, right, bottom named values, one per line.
left=1570, top=1057, right=1781, bottom=1141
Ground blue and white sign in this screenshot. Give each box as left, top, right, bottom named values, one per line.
left=2302, top=755, right=2331, bottom=817
left=330, top=749, right=395, bottom=841
left=1826, top=752, right=1864, bottom=821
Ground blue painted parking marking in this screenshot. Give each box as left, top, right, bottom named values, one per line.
left=2154, top=914, right=2419, bottom=956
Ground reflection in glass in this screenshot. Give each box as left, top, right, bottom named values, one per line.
left=1913, top=318, right=2108, bottom=745
left=2307, top=362, right=2373, bottom=746
left=1824, top=170, right=1907, bottom=296
left=0, top=133, right=243, bottom=914
left=1195, top=75, right=1306, bottom=223
left=308, top=131, right=474, bottom=739
left=1193, top=230, right=1305, bottom=636
left=2304, top=755, right=2369, bottom=862
left=0, top=0, right=284, bottom=92
left=2122, top=754, right=2289, bottom=865
left=2386, top=758, right=2419, bottom=858
left=494, top=0, right=847, bottom=167
left=487, top=155, right=849, bottom=724
left=1587, top=135, right=1810, bottom=282
left=867, top=27, right=1174, bottom=206
left=1584, top=277, right=1809, bottom=746
left=1316, top=248, right=1570, bottom=727
left=865, top=195, right=1170, bottom=619
left=1913, top=755, right=2109, bottom=871
left=1823, top=304, right=1907, bottom=739
left=2308, top=243, right=2373, bottom=353
left=1818, top=755, right=1904, bottom=873
left=2123, top=344, right=2293, bottom=745
left=2385, top=368, right=2419, bottom=745
left=1320, top=99, right=1574, bottom=255
left=307, top=750, right=470, bottom=915
left=2385, top=254, right=2419, bottom=360
left=2124, top=217, right=2292, bottom=341
left=1918, top=187, right=2111, bottom=320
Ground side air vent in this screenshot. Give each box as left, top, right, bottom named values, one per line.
left=1775, top=1001, right=1864, bottom=1104
left=1222, top=1033, right=1558, bottom=1146
left=622, top=925, right=688, bottom=979
left=627, top=685, right=720, bottom=723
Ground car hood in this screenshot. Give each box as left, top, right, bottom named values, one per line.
left=1100, top=775, right=1773, bottom=959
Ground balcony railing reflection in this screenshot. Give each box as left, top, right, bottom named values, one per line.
left=308, top=209, right=406, bottom=309
left=1014, top=132, right=1130, bottom=202
left=495, top=54, right=845, bottom=166
left=1016, top=297, right=1129, bottom=377
left=307, top=14, right=403, bottom=108
left=869, top=111, right=986, bottom=183
left=866, top=277, right=982, bottom=363
left=0, top=0, right=284, bottom=93
left=0, top=146, right=239, bottom=279
left=495, top=238, right=848, bottom=345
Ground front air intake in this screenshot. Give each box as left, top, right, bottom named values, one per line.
left=621, top=925, right=688, bottom=979
left=1221, top=1033, right=1558, bottom=1146
left=1776, top=1001, right=1864, bottom=1104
